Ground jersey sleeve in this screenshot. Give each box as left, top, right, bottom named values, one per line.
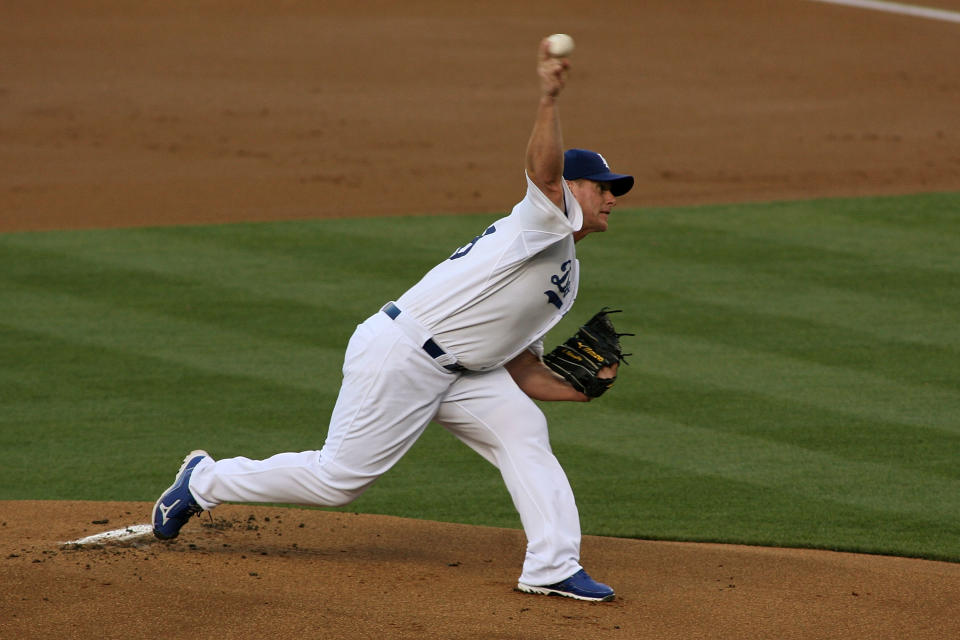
left=527, top=339, right=545, bottom=359
left=516, top=173, right=584, bottom=234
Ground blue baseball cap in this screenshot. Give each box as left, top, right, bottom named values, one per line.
left=563, top=149, right=634, bottom=197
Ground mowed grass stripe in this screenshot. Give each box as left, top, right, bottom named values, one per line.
left=0, top=323, right=337, bottom=500
left=632, top=289, right=958, bottom=391
left=642, top=193, right=960, bottom=273
left=627, top=262, right=958, bottom=350
left=548, top=403, right=960, bottom=559
left=628, top=330, right=960, bottom=433
left=561, top=444, right=960, bottom=560
left=0, top=323, right=333, bottom=421
left=1, top=220, right=438, bottom=311
left=617, top=218, right=960, bottom=310
left=555, top=404, right=960, bottom=517
left=0, top=238, right=365, bottom=350
left=599, top=371, right=960, bottom=477
left=0, top=217, right=487, bottom=351
left=0, top=286, right=343, bottom=392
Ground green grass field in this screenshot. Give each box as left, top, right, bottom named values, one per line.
left=2, top=191, right=959, bottom=561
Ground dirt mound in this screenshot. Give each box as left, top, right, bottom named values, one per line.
left=3, top=501, right=959, bottom=639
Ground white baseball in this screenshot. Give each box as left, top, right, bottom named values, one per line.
left=546, top=33, right=575, bottom=57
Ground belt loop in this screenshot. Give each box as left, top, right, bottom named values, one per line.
left=382, top=303, right=465, bottom=372
left=383, top=302, right=401, bottom=320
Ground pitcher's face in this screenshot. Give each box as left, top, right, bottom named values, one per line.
left=569, top=179, right=617, bottom=240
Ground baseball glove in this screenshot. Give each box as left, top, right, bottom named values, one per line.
left=543, top=308, right=633, bottom=398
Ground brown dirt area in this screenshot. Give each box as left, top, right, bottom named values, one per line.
left=2, top=1, right=960, bottom=638
left=4, top=502, right=960, bottom=640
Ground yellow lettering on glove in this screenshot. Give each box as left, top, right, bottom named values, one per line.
left=576, top=341, right=605, bottom=363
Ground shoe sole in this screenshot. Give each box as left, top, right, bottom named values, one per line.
left=516, top=582, right=615, bottom=602
left=152, top=449, right=209, bottom=540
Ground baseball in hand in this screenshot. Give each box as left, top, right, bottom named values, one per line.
left=546, top=33, right=575, bottom=57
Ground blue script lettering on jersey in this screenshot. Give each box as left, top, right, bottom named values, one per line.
left=544, top=260, right=572, bottom=309
left=449, top=225, right=496, bottom=260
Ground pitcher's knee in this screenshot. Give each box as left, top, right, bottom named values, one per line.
left=322, top=486, right=366, bottom=507
left=312, top=466, right=377, bottom=507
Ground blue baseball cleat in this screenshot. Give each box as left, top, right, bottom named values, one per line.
left=516, top=568, right=615, bottom=602
left=152, top=450, right=210, bottom=540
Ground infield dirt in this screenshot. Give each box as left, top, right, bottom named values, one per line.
left=3, top=1, right=960, bottom=638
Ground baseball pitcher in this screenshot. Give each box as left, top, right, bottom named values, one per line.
left=152, top=36, right=634, bottom=602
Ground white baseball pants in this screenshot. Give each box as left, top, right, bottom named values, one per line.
left=188, top=309, right=582, bottom=586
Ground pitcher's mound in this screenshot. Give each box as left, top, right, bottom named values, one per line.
left=2, top=501, right=959, bottom=639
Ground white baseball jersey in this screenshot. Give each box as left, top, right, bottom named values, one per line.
left=396, top=174, right=584, bottom=370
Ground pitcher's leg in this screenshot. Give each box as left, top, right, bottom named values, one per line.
left=188, top=450, right=377, bottom=510
left=189, top=313, right=452, bottom=510
left=436, top=369, right=582, bottom=586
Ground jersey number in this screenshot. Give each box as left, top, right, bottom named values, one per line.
left=449, top=225, right=496, bottom=260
